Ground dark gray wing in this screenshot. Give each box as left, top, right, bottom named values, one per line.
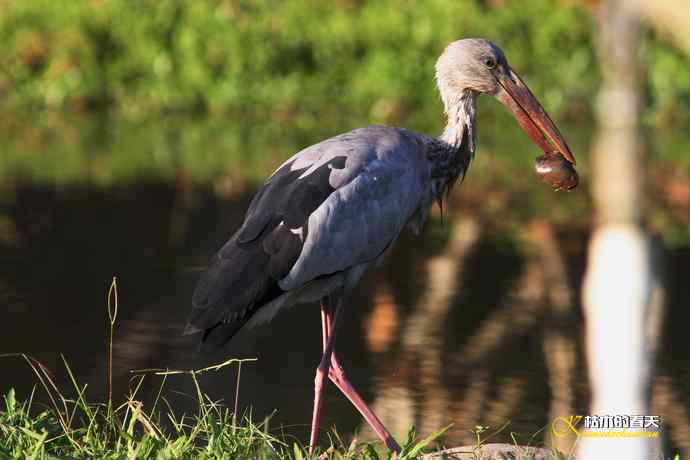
left=186, top=154, right=345, bottom=349
left=186, top=126, right=430, bottom=350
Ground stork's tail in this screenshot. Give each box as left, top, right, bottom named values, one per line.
left=184, top=235, right=277, bottom=352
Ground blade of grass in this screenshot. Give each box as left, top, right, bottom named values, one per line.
left=107, top=276, right=119, bottom=418
left=404, top=423, right=452, bottom=458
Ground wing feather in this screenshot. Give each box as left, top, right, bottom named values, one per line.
left=186, top=126, right=430, bottom=351
left=279, top=138, right=429, bottom=290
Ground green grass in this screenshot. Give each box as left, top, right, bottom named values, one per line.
left=0, top=281, right=571, bottom=460
left=0, top=278, right=452, bottom=459
left=0, top=275, right=663, bottom=460
left=0, top=359, right=449, bottom=459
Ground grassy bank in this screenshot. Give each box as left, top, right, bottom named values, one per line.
left=0, top=279, right=442, bottom=459
left=0, top=280, right=565, bottom=459
left=0, top=356, right=453, bottom=460
left=0, top=374, right=569, bottom=459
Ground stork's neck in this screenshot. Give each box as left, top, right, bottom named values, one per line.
left=428, top=90, right=477, bottom=199
left=440, top=90, right=477, bottom=150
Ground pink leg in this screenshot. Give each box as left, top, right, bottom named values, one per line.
left=308, top=297, right=342, bottom=454
left=320, top=301, right=330, bottom=351
left=328, top=353, right=401, bottom=453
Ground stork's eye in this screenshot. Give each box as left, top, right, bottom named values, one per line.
left=483, top=57, right=496, bottom=69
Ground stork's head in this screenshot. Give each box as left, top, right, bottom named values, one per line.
left=436, top=38, right=575, bottom=164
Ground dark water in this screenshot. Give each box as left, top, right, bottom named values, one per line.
left=1, top=117, right=689, bottom=457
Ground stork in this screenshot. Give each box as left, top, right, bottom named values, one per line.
left=184, top=38, right=576, bottom=454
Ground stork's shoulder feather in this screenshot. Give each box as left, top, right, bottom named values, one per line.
left=277, top=126, right=432, bottom=289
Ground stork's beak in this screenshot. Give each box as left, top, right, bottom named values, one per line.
left=495, top=67, right=576, bottom=165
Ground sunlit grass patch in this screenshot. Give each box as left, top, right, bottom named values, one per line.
left=0, top=352, right=456, bottom=459
left=0, top=278, right=449, bottom=459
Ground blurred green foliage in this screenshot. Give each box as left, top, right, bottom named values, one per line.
left=0, top=0, right=685, bottom=124
left=1, top=1, right=690, bottom=243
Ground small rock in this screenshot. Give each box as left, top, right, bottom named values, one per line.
left=423, top=443, right=565, bottom=459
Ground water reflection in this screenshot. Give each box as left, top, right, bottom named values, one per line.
left=1, top=118, right=689, bottom=458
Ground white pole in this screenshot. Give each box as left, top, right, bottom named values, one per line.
left=578, top=1, right=662, bottom=458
